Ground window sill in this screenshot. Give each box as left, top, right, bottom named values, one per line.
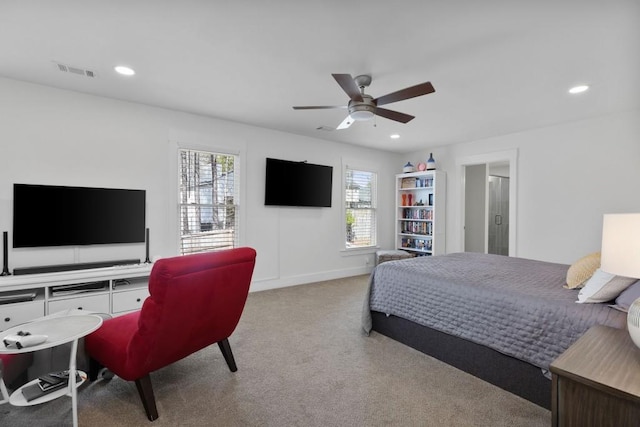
left=340, top=246, right=379, bottom=256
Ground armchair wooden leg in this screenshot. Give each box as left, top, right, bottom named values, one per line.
left=88, top=358, right=102, bottom=381
left=218, top=338, right=237, bottom=372
left=135, top=374, right=158, bottom=421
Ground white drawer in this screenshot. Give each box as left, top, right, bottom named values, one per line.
left=48, top=293, right=110, bottom=315
left=0, top=301, right=45, bottom=332
left=112, top=288, right=149, bottom=314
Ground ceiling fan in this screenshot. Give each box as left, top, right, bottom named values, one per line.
left=293, top=74, right=435, bottom=130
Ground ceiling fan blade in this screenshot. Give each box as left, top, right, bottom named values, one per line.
left=332, top=74, right=363, bottom=102
left=336, top=115, right=354, bottom=130
left=375, top=107, right=415, bottom=123
left=293, top=105, right=346, bottom=110
left=374, top=82, right=435, bottom=106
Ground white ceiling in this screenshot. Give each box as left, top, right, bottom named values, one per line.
left=1, top=1, right=638, bottom=153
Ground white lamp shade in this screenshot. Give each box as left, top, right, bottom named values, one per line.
left=600, top=213, right=640, bottom=279
left=602, top=214, right=640, bottom=350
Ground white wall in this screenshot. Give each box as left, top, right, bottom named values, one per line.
left=464, top=164, right=486, bottom=253
left=4, top=78, right=636, bottom=283
left=489, top=163, right=509, bottom=178
left=408, top=109, right=640, bottom=264
left=0, top=78, right=401, bottom=291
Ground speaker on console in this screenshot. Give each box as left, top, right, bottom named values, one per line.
left=144, top=228, right=151, bottom=264
left=1, top=231, right=11, bottom=276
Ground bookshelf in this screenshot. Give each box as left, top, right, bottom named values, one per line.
left=395, top=171, right=446, bottom=256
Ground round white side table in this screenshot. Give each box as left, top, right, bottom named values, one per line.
left=0, top=314, right=103, bottom=427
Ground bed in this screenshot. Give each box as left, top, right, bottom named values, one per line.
left=362, top=252, right=627, bottom=409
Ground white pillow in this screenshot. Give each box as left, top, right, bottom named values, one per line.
left=577, top=268, right=637, bottom=303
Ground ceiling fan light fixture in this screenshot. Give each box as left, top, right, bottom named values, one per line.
left=350, top=109, right=375, bottom=121
left=347, top=93, right=376, bottom=121
left=348, top=98, right=376, bottom=121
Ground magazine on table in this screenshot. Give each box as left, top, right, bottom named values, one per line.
left=21, top=371, right=82, bottom=402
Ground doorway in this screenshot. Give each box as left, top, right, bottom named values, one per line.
left=458, top=150, right=517, bottom=256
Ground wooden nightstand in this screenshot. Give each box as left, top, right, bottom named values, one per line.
left=550, top=325, right=640, bottom=427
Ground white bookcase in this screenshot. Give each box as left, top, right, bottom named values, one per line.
left=395, top=170, right=446, bottom=256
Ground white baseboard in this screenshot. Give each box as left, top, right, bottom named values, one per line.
left=249, top=265, right=372, bottom=293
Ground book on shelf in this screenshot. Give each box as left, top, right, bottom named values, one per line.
left=22, top=371, right=81, bottom=402
left=38, top=373, right=66, bottom=390
left=22, top=381, right=66, bottom=401
left=401, top=178, right=416, bottom=189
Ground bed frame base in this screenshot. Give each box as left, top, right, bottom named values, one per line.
left=371, top=311, right=551, bottom=409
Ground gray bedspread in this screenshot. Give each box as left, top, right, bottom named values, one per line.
left=362, top=252, right=626, bottom=371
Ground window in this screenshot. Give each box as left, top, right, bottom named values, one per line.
left=345, top=167, right=377, bottom=249
left=178, top=149, right=238, bottom=255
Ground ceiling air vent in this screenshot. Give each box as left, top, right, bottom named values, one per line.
left=56, top=62, right=96, bottom=78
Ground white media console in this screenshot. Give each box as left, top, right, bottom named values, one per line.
left=0, top=264, right=152, bottom=332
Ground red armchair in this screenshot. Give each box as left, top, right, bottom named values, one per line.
left=85, top=247, right=256, bottom=421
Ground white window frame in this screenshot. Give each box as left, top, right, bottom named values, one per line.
left=343, top=162, right=378, bottom=252
left=177, top=147, right=240, bottom=255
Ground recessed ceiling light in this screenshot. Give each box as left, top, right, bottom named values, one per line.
left=569, top=85, right=589, bottom=94
left=114, top=65, right=135, bottom=76
left=390, top=134, right=400, bottom=139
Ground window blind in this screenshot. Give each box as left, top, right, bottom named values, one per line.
left=345, top=168, right=377, bottom=248
left=178, top=149, right=238, bottom=255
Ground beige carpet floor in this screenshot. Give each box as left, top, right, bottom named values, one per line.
left=0, top=274, right=551, bottom=426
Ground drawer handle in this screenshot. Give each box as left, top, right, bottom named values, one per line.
left=4, top=317, right=10, bottom=322
left=77, top=307, right=83, bottom=310
left=136, top=298, right=141, bottom=302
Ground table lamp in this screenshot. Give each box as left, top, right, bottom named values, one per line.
left=600, top=213, right=640, bottom=348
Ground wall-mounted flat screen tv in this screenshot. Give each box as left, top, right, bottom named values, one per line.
left=264, top=158, right=333, bottom=207
left=13, top=184, right=146, bottom=248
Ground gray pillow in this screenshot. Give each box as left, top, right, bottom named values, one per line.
left=611, top=280, right=640, bottom=312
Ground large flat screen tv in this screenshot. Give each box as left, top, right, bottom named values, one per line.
left=13, top=184, right=146, bottom=248
left=265, top=158, right=333, bottom=207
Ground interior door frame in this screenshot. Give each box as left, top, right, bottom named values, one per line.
left=457, top=149, right=518, bottom=257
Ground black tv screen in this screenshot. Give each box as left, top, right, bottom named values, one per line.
left=265, top=158, right=333, bottom=207
left=13, top=184, right=146, bottom=248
